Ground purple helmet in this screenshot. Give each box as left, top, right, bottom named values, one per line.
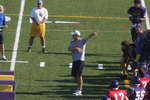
left=134, top=0, right=141, bottom=4
left=111, top=80, right=119, bottom=88
left=134, top=24, right=143, bottom=30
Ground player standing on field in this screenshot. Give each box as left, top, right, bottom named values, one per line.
left=120, top=40, right=136, bottom=78
left=27, top=0, right=48, bottom=53
left=139, top=30, right=150, bottom=70
left=0, top=5, right=7, bottom=60
left=127, top=0, right=146, bottom=42
left=68, top=30, right=96, bottom=96
left=107, top=80, right=128, bottom=100
left=127, top=77, right=145, bottom=100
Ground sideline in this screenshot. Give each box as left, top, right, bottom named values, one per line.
left=10, top=0, right=26, bottom=71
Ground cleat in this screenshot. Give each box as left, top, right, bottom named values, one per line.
left=42, top=48, right=48, bottom=53
left=27, top=47, right=32, bottom=53
left=0, top=56, right=7, bottom=61
left=73, top=90, right=82, bottom=96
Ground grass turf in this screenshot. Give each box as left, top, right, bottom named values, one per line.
left=0, top=0, right=149, bottom=100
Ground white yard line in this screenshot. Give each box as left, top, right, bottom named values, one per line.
left=141, top=0, right=150, bottom=29
left=10, top=0, right=26, bottom=71
left=1, top=60, right=29, bottom=63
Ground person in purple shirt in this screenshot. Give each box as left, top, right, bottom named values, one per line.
left=135, top=26, right=145, bottom=55
left=139, top=30, right=150, bottom=71
left=120, top=40, right=136, bottom=78
left=0, top=5, right=7, bottom=60
left=128, top=0, right=146, bottom=42
left=128, top=0, right=146, bottom=25
left=127, top=77, right=145, bottom=100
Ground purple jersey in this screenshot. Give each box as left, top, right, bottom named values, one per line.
left=128, top=6, right=146, bottom=24
left=128, top=86, right=145, bottom=100
left=140, top=33, right=150, bottom=61
left=135, top=33, right=145, bottom=54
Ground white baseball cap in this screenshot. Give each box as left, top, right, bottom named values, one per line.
left=71, top=30, right=81, bottom=36
left=37, top=0, right=43, bottom=4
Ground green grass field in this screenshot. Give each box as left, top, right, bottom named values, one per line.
left=0, top=0, right=150, bottom=100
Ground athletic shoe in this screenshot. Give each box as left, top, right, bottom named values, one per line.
left=42, top=48, right=48, bottom=53
left=27, top=47, right=32, bottom=53
left=73, top=90, right=82, bottom=96
left=0, top=56, right=7, bottom=61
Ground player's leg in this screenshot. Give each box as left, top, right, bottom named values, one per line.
left=73, top=76, right=83, bottom=96
left=0, top=31, right=7, bottom=60
left=0, top=44, right=6, bottom=59
left=27, top=36, right=35, bottom=52
left=39, top=23, right=47, bottom=53
left=27, top=23, right=37, bottom=52
left=76, top=76, right=83, bottom=91
left=72, top=61, right=84, bottom=95
left=131, top=28, right=137, bottom=42
left=40, top=37, right=46, bottom=53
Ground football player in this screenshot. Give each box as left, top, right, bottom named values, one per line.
left=120, top=40, right=136, bottom=78
left=144, top=82, right=150, bottom=100
left=107, top=80, right=128, bottom=100
left=128, top=0, right=146, bottom=42
left=0, top=5, right=7, bottom=60
left=27, top=0, right=48, bottom=53
left=127, top=77, right=145, bottom=100
left=139, top=73, right=150, bottom=88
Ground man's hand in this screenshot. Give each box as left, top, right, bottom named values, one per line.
left=140, top=18, right=146, bottom=21
left=74, top=47, right=82, bottom=53
left=68, top=47, right=82, bottom=53
left=39, top=18, right=47, bottom=24
left=91, top=32, right=97, bottom=36
left=86, top=32, right=97, bottom=40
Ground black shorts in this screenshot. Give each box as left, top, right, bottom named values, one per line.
left=0, top=31, right=4, bottom=44
left=71, top=60, right=84, bottom=77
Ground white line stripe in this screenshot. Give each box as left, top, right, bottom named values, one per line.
left=10, top=0, right=26, bottom=71
left=141, top=0, right=150, bottom=29
left=1, top=60, right=29, bottom=63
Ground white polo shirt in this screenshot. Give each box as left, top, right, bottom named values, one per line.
left=30, top=7, right=48, bottom=23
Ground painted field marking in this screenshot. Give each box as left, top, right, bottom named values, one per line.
left=7, top=13, right=129, bottom=20
left=10, top=0, right=26, bottom=71
left=45, top=29, right=128, bottom=33
left=45, top=21, right=80, bottom=24
left=0, top=60, right=29, bottom=63
left=141, top=0, right=150, bottom=29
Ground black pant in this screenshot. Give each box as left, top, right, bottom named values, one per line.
left=71, top=60, right=85, bottom=77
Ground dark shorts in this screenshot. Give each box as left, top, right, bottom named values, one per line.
left=0, top=31, right=4, bottom=44
left=71, top=60, right=84, bottom=77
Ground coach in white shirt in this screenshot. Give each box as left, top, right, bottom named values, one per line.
left=27, top=0, right=48, bottom=53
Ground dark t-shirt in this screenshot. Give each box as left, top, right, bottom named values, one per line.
left=128, top=6, right=146, bottom=24
left=122, top=44, right=136, bottom=61
left=140, top=33, right=150, bottom=61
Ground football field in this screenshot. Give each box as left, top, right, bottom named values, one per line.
left=0, top=0, right=150, bottom=100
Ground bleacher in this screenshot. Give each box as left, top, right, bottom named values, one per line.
left=0, top=71, right=16, bottom=100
